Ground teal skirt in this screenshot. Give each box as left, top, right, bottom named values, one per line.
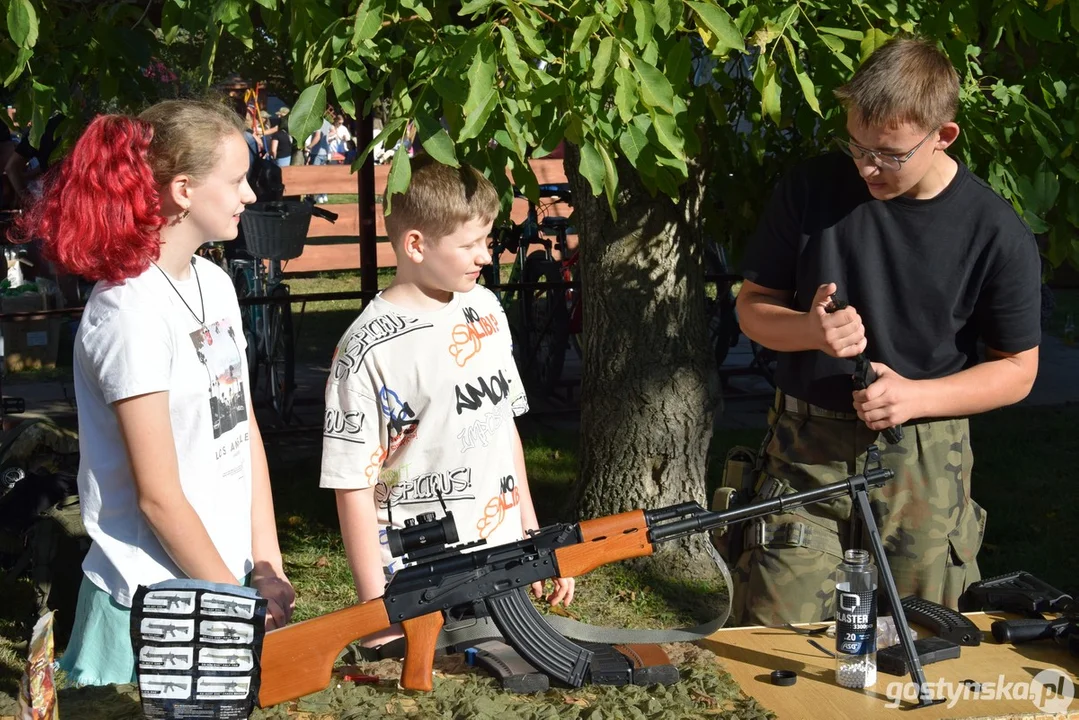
left=56, top=575, right=136, bottom=686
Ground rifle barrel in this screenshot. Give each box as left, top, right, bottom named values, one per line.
left=648, top=469, right=893, bottom=544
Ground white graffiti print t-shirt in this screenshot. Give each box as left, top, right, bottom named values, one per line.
left=74, top=256, right=254, bottom=606
left=321, top=286, right=529, bottom=574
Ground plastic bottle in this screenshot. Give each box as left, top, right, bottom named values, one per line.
left=835, top=549, right=878, bottom=688
left=1064, top=313, right=1075, bottom=346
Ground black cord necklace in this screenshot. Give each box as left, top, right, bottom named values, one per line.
left=152, top=258, right=206, bottom=329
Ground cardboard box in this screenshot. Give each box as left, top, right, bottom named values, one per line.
left=0, top=291, right=62, bottom=373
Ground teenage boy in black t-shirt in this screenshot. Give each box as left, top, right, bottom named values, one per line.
left=730, top=36, right=1041, bottom=625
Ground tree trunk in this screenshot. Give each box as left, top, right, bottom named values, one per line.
left=563, top=144, right=720, bottom=582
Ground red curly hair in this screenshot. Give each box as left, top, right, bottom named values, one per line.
left=13, top=100, right=245, bottom=283
left=14, top=116, right=165, bottom=283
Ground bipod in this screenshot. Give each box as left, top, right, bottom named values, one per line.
left=852, top=446, right=944, bottom=709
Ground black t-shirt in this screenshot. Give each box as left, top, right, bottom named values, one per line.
left=270, top=118, right=292, bottom=159
left=741, top=152, right=1042, bottom=413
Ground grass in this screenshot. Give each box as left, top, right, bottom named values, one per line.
left=285, top=272, right=393, bottom=367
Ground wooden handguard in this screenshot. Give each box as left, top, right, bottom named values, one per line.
left=258, top=599, right=391, bottom=708
left=401, top=611, right=445, bottom=691
left=554, top=510, right=653, bottom=577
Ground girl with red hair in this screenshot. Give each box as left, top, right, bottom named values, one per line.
left=15, top=99, right=294, bottom=685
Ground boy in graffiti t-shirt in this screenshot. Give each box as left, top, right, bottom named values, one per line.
left=320, top=156, right=574, bottom=644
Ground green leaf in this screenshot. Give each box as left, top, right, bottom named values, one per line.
left=761, top=59, right=781, bottom=124
left=1018, top=167, right=1060, bottom=217
left=630, top=54, right=674, bottom=114
left=385, top=153, right=412, bottom=215
left=344, top=57, right=371, bottom=89
left=859, top=28, right=891, bottom=64
left=688, top=2, right=745, bottom=55
left=509, top=5, right=546, bottom=55
left=1023, top=211, right=1050, bottom=234
left=579, top=142, right=606, bottom=196
left=631, top=0, right=654, bottom=48
left=498, top=25, right=530, bottom=83
left=291, top=84, right=328, bottom=150
left=818, top=26, right=864, bottom=41
left=618, top=124, right=649, bottom=165
left=28, top=82, right=54, bottom=149
left=2, top=47, right=32, bottom=86
left=352, top=0, right=385, bottom=48
left=464, top=41, right=497, bottom=116
left=783, top=36, right=820, bottom=116
left=161, top=0, right=182, bottom=44
left=596, top=141, right=618, bottom=210
left=416, top=114, right=459, bottom=167
left=7, top=0, right=39, bottom=49
left=666, top=37, right=693, bottom=92
left=224, top=4, right=255, bottom=49
left=358, top=118, right=406, bottom=164
left=591, top=36, right=617, bottom=88
left=614, top=66, right=639, bottom=121
left=330, top=69, right=356, bottom=117
left=198, top=24, right=222, bottom=88
left=400, top=0, right=432, bottom=21
left=654, top=0, right=674, bottom=35
left=533, top=115, right=566, bottom=158
left=652, top=110, right=684, bottom=158
left=458, top=0, right=493, bottom=15
left=735, top=4, right=758, bottom=35
left=459, top=89, right=497, bottom=141
left=819, top=34, right=845, bottom=53
left=570, top=14, right=599, bottom=52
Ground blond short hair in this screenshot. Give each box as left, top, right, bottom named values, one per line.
left=833, top=36, right=959, bottom=131
left=384, top=155, right=500, bottom=244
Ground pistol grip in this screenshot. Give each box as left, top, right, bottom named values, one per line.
left=860, top=359, right=878, bottom=386
left=400, top=612, right=444, bottom=691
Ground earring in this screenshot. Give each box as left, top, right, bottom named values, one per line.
left=178, top=209, right=190, bottom=222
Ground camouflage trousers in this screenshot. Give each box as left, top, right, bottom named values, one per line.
left=729, top=393, right=986, bottom=626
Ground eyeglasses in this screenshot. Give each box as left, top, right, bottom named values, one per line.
left=833, top=127, right=940, bottom=172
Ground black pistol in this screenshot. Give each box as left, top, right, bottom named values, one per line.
left=827, top=294, right=903, bottom=445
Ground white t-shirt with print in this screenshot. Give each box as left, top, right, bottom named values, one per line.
left=321, top=286, right=529, bottom=574
left=74, top=256, right=254, bottom=607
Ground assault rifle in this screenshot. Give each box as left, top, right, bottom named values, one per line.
left=146, top=622, right=186, bottom=639
left=145, top=593, right=189, bottom=610
left=257, top=446, right=939, bottom=709
left=204, top=598, right=247, bottom=614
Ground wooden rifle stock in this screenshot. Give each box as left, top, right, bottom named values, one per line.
left=258, top=598, right=391, bottom=707
left=553, top=510, right=653, bottom=577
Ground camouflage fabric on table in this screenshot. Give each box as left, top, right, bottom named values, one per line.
left=729, top=396, right=986, bottom=626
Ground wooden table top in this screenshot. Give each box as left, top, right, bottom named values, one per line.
left=702, top=612, right=1079, bottom=719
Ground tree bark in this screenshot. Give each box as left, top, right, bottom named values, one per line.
left=563, top=144, right=720, bottom=582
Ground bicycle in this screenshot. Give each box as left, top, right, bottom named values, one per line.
left=230, top=198, right=337, bottom=424
left=483, top=184, right=578, bottom=396
left=704, top=242, right=777, bottom=392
